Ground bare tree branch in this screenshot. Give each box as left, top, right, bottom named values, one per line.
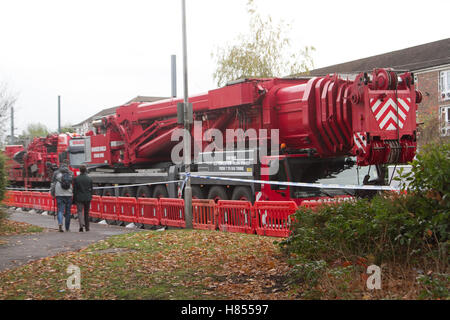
left=212, top=0, right=315, bottom=87
left=0, top=82, right=17, bottom=145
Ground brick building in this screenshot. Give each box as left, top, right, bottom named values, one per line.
left=310, top=38, right=450, bottom=137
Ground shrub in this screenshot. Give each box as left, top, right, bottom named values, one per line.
left=281, top=194, right=448, bottom=268
left=281, top=142, right=449, bottom=270
left=417, top=273, right=449, bottom=299
left=399, top=142, right=449, bottom=198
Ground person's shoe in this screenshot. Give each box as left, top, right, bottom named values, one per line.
left=59, top=225, right=63, bottom=232
left=85, top=228, right=89, bottom=232
left=79, top=227, right=84, bottom=232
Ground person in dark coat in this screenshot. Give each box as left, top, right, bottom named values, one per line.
left=73, top=165, right=93, bottom=232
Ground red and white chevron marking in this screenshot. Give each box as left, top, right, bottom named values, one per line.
left=370, top=97, right=411, bottom=130
left=353, top=132, right=367, bottom=153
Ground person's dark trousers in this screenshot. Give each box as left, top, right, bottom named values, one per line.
left=56, top=196, right=72, bottom=231
left=76, top=201, right=90, bottom=231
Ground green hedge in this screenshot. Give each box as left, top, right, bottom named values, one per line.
left=280, top=142, right=449, bottom=268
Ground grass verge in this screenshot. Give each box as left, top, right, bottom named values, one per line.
left=0, top=209, right=44, bottom=237
left=0, top=229, right=293, bottom=300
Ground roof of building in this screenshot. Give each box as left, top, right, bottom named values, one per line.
left=73, top=96, right=168, bottom=127
left=125, top=96, right=168, bottom=104
left=309, top=38, right=450, bottom=76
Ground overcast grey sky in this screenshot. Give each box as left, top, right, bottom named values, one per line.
left=1, top=0, right=449, bottom=135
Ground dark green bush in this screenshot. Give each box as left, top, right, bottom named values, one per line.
left=402, top=142, right=449, bottom=197
left=281, top=193, right=448, bottom=267
left=281, top=142, right=449, bottom=270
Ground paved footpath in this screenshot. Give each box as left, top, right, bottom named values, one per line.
left=0, top=209, right=141, bottom=271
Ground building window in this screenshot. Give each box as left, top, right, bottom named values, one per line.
left=440, top=105, right=450, bottom=136
left=439, top=70, right=450, bottom=101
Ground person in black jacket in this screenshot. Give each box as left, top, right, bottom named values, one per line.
left=73, top=165, right=93, bottom=232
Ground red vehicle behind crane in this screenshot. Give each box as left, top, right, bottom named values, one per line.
left=5, top=133, right=84, bottom=189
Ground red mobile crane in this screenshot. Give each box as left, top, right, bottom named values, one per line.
left=5, top=133, right=85, bottom=189
left=81, top=68, right=421, bottom=204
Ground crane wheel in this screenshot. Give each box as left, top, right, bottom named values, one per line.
left=102, top=186, right=115, bottom=197
left=207, top=186, right=228, bottom=202
left=191, top=185, right=205, bottom=199
left=120, top=186, right=136, bottom=198
left=136, top=186, right=152, bottom=198
left=231, top=186, right=253, bottom=202
left=153, top=185, right=168, bottom=199
left=92, top=185, right=102, bottom=196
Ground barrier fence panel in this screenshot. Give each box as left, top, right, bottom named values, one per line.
left=137, top=198, right=160, bottom=226
left=41, top=193, right=53, bottom=212
left=40, top=193, right=48, bottom=211
left=22, top=192, right=32, bottom=209
left=160, top=198, right=185, bottom=228
left=29, top=192, right=37, bottom=210
left=217, top=200, right=254, bottom=234
left=13, top=191, right=22, bottom=207
left=32, top=192, right=41, bottom=210
left=70, top=202, right=78, bottom=218
left=89, top=196, right=102, bottom=219
left=36, top=192, right=45, bottom=211
left=48, top=195, right=57, bottom=213
left=192, top=199, right=217, bottom=231
left=117, top=197, right=137, bottom=223
left=300, top=195, right=354, bottom=210
left=254, top=201, right=298, bottom=237
left=300, top=200, right=320, bottom=210
left=101, top=196, right=119, bottom=221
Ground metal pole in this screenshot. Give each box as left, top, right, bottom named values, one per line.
left=10, top=106, right=14, bottom=144
left=171, top=55, right=177, bottom=98
left=58, top=95, right=61, bottom=134
left=182, top=0, right=192, bottom=229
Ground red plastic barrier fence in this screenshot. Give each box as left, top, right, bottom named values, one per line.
left=13, top=191, right=23, bottom=207
left=301, top=195, right=354, bottom=210
left=33, top=192, right=44, bottom=211
left=42, top=193, right=56, bottom=212
left=101, top=196, right=119, bottom=221
left=117, top=197, right=137, bottom=223
left=160, top=198, right=185, bottom=228
left=3, top=191, right=344, bottom=239
left=89, top=195, right=102, bottom=219
left=37, top=192, right=44, bottom=210
left=137, top=198, right=160, bottom=226
left=254, top=201, right=298, bottom=237
left=300, top=200, right=321, bottom=210
left=70, top=202, right=78, bottom=218
left=217, top=200, right=254, bottom=234
left=192, top=199, right=217, bottom=230
left=22, top=191, right=32, bottom=209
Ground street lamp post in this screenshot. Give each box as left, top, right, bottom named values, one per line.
left=181, top=0, right=193, bottom=229
left=58, top=95, right=61, bottom=134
